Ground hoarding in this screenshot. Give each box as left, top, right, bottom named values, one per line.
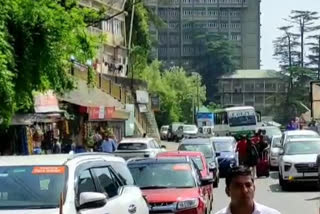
left=311, top=81, right=320, bottom=120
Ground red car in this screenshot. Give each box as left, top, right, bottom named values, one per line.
left=128, top=158, right=214, bottom=214
left=157, top=151, right=214, bottom=211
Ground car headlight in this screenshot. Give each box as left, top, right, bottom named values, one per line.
left=177, top=199, right=199, bottom=210
left=284, top=162, right=292, bottom=171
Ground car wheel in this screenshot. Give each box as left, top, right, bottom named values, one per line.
left=279, top=173, right=289, bottom=190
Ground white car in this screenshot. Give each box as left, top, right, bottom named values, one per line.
left=115, top=138, right=166, bottom=160
left=280, top=130, right=319, bottom=147
left=0, top=153, right=149, bottom=214
left=160, top=125, right=169, bottom=140
left=269, top=135, right=282, bottom=167
left=278, top=138, right=320, bottom=190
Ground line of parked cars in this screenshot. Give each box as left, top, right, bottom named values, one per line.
left=160, top=123, right=198, bottom=142
left=267, top=129, right=320, bottom=190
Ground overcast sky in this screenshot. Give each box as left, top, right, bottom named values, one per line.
left=261, top=0, right=320, bottom=70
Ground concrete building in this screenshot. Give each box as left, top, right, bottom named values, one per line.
left=145, top=0, right=261, bottom=70
left=218, top=70, right=288, bottom=113
left=80, top=0, right=128, bottom=77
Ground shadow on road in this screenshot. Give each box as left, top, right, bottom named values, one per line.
left=269, top=183, right=319, bottom=193
left=269, top=172, right=278, bottom=180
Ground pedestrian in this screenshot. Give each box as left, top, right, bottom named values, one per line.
left=100, top=134, right=117, bottom=153
left=52, top=139, right=61, bottom=154
left=214, top=166, right=281, bottom=214
left=245, top=138, right=259, bottom=179
left=236, top=135, right=247, bottom=165
left=143, top=133, right=147, bottom=138
left=93, top=127, right=103, bottom=152
left=286, top=120, right=297, bottom=131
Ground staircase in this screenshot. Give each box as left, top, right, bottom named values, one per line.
left=144, top=110, right=160, bottom=141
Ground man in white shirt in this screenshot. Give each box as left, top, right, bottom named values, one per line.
left=215, top=166, right=281, bottom=214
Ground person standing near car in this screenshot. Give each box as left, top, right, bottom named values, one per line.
left=245, top=139, right=259, bottom=179
left=215, top=166, right=281, bottom=214
left=100, top=134, right=117, bottom=153
left=236, top=136, right=248, bottom=166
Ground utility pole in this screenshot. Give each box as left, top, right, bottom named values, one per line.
left=318, top=36, right=320, bottom=80
left=197, top=74, right=200, bottom=112
left=128, top=0, right=136, bottom=89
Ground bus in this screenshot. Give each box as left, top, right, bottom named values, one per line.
left=212, top=106, right=261, bottom=136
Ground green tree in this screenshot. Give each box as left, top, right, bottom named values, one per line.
left=0, top=0, right=103, bottom=125
left=191, top=33, right=237, bottom=101
left=139, top=61, right=206, bottom=126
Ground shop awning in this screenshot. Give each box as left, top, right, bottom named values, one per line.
left=59, top=80, right=123, bottom=108
left=11, top=113, right=64, bottom=125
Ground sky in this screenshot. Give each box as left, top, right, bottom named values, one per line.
left=261, top=0, right=320, bottom=70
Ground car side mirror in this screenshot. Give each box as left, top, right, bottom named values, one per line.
left=79, top=192, right=107, bottom=210
left=200, top=176, right=214, bottom=186
left=161, top=145, right=167, bottom=149
left=216, top=152, right=221, bottom=157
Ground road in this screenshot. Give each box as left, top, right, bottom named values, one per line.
left=161, top=140, right=320, bottom=214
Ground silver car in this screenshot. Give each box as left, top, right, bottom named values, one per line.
left=269, top=135, right=282, bottom=168
left=115, top=138, right=166, bottom=160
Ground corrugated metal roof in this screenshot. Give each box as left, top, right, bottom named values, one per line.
left=219, top=70, right=284, bottom=79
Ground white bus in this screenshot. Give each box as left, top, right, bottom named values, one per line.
left=212, top=106, right=261, bottom=136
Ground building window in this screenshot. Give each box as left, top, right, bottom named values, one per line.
left=255, top=81, right=264, bottom=92
left=265, top=81, right=277, bottom=92
left=244, top=81, right=254, bottom=92
left=255, top=95, right=264, bottom=105
left=233, top=94, right=243, bottom=105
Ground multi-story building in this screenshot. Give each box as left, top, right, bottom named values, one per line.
left=145, top=0, right=261, bottom=70
left=217, top=70, right=288, bottom=113
left=80, top=0, right=128, bottom=76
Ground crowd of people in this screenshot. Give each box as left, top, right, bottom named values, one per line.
left=235, top=130, right=269, bottom=178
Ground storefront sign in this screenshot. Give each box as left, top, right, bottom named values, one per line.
left=136, top=90, right=149, bottom=104
left=34, top=91, right=60, bottom=113
left=88, top=107, right=115, bottom=120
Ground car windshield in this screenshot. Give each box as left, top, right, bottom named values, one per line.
left=184, top=125, right=197, bottom=131
left=228, top=110, right=257, bottom=127
left=287, top=135, right=319, bottom=141
left=285, top=141, right=320, bottom=155
left=161, top=127, right=168, bottom=131
left=178, top=144, right=214, bottom=159
left=128, top=163, right=196, bottom=189
left=117, top=143, right=147, bottom=150
left=263, top=128, right=282, bottom=137
left=214, top=141, right=234, bottom=152
left=191, top=157, right=204, bottom=170
left=0, top=166, right=66, bottom=209
left=271, top=137, right=281, bottom=148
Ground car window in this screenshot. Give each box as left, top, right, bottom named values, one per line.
left=78, top=169, right=96, bottom=194
left=152, top=140, right=160, bottom=149
left=92, top=167, right=120, bottom=198
left=117, top=143, right=148, bottom=150
left=109, top=162, right=134, bottom=185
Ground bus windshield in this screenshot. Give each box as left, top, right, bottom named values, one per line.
left=228, top=110, right=257, bottom=127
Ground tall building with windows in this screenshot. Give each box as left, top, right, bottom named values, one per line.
left=146, top=0, right=261, bottom=70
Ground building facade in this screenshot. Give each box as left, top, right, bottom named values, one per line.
left=145, top=0, right=261, bottom=70
left=80, top=0, right=128, bottom=77
left=218, top=70, right=288, bottom=113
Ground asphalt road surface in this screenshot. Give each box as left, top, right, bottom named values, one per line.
left=161, top=141, right=320, bottom=214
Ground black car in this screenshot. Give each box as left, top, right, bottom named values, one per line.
left=177, top=138, right=220, bottom=187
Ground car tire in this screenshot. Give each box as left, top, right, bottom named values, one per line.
left=279, top=173, right=289, bottom=191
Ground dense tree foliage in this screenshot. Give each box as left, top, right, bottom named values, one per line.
left=138, top=61, right=206, bottom=126
left=0, top=0, right=103, bottom=125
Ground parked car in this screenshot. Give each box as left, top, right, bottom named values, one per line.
left=278, top=138, right=320, bottom=190
left=0, top=153, right=149, bottom=214
left=211, top=136, right=238, bottom=176
left=157, top=151, right=215, bottom=204
left=167, top=122, right=184, bottom=141
left=280, top=130, right=319, bottom=147
left=269, top=135, right=282, bottom=168
left=160, top=125, right=169, bottom=140
left=127, top=157, right=214, bottom=214
left=115, top=138, right=166, bottom=160
left=176, top=124, right=199, bottom=142
left=199, top=126, right=215, bottom=137
left=178, top=138, right=219, bottom=187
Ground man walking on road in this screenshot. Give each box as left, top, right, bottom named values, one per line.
left=215, top=166, right=281, bottom=214
left=100, top=134, right=117, bottom=153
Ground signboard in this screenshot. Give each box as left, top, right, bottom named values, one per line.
left=311, top=81, right=320, bottom=120
left=197, top=112, right=214, bottom=128
left=151, top=95, right=160, bottom=112
left=136, top=90, right=149, bottom=104
left=88, top=107, right=115, bottom=120
left=125, top=104, right=135, bottom=136
left=34, top=91, right=60, bottom=113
